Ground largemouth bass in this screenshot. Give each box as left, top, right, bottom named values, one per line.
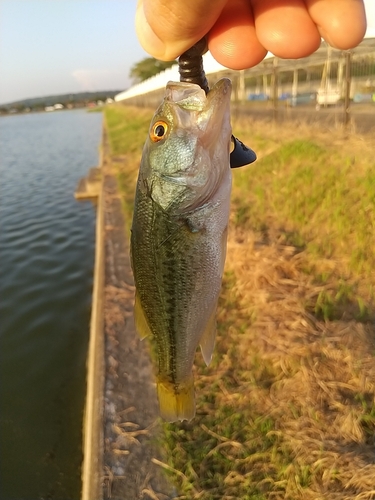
left=130, top=78, right=232, bottom=422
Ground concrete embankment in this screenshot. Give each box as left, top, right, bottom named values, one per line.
left=80, top=129, right=174, bottom=500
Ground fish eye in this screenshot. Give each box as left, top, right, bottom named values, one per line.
left=150, top=120, right=168, bottom=142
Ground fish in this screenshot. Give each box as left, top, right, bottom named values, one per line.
left=130, top=78, right=232, bottom=422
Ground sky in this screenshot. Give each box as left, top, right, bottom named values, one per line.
left=0, top=1, right=148, bottom=104
left=0, top=0, right=374, bottom=105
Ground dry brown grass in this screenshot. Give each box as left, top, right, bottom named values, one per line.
left=215, top=227, right=375, bottom=499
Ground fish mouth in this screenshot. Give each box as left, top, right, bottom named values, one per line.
left=165, top=78, right=231, bottom=110
left=206, top=78, right=232, bottom=109
left=165, top=81, right=207, bottom=111
left=204, top=78, right=232, bottom=140
left=165, top=78, right=232, bottom=145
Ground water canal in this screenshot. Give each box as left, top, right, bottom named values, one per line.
left=0, top=109, right=102, bottom=499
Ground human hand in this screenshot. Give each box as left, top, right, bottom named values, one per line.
left=135, top=0, right=367, bottom=70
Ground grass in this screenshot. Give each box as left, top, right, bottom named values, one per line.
left=231, top=138, right=375, bottom=274
left=104, top=103, right=375, bottom=499
left=104, top=105, right=151, bottom=227
left=105, top=105, right=150, bottom=156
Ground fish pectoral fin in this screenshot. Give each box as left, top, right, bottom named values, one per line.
left=200, top=308, right=217, bottom=366
left=184, top=218, right=203, bottom=234
left=157, top=379, right=195, bottom=422
left=134, top=292, right=152, bottom=340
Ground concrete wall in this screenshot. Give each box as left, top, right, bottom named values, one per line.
left=81, top=133, right=105, bottom=500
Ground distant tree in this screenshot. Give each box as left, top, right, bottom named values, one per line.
left=130, top=57, right=176, bottom=83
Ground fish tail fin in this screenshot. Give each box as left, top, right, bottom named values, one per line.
left=157, top=379, right=195, bottom=422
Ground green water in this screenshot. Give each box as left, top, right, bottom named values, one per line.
left=0, top=109, right=102, bottom=499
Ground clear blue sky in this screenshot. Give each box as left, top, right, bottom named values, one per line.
left=0, top=0, right=374, bottom=105
left=0, top=0, right=148, bottom=104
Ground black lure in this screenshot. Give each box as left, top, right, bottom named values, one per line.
left=178, top=38, right=257, bottom=169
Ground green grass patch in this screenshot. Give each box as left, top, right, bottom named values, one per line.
left=105, top=104, right=150, bottom=156
left=104, top=105, right=152, bottom=227
left=232, top=138, right=375, bottom=274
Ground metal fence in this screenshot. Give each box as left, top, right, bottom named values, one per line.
left=210, top=39, right=375, bottom=132
left=118, top=38, right=375, bottom=133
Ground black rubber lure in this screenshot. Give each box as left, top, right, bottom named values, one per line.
left=178, top=39, right=257, bottom=169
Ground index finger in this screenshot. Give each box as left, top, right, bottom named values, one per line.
left=135, top=0, right=227, bottom=60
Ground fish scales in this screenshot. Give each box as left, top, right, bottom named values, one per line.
left=130, top=78, right=232, bottom=422
left=132, top=191, right=222, bottom=375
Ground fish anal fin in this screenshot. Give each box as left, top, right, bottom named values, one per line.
left=134, top=292, right=152, bottom=340
left=157, top=379, right=195, bottom=422
left=200, top=308, right=217, bottom=366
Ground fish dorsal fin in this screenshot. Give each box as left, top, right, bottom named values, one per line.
left=134, top=292, right=152, bottom=340
left=200, top=308, right=217, bottom=366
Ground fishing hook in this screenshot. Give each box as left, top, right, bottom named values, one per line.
left=178, top=38, right=257, bottom=169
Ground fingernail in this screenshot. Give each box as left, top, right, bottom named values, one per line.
left=135, top=4, right=166, bottom=59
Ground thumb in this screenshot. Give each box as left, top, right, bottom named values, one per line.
left=135, top=0, right=227, bottom=60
